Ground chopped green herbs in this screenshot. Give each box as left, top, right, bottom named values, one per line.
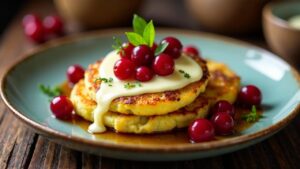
left=124, top=83, right=135, bottom=89
left=95, top=77, right=113, bottom=87
left=178, top=69, right=191, bottom=79
left=124, top=82, right=142, bottom=89
left=39, top=84, right=61, bottom=98
left=241, top=105, right=263, bottom=123
left=184, top=74, right=191, bottom=79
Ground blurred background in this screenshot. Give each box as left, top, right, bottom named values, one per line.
left=0, top=0, right=299, bottom=67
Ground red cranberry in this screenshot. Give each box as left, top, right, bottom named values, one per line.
left=24, top=21, right=45, bottom=43
left=135, top=66, right=153, bottom=82
left=211, top=100, right=235, bottom=117
left=152, top=54, right=175, bottom=76
left=211, top=112, right=235, bottom=135
left=22, top=14, right=41, bottom=27
left=67, top=64, right=85, bottom=84
left=239, top=85, right=262, bottom=106
left=131, top=45, right=154, bottom=66
left=119, top=42, right=134, bottom=59
left=161, top=37, right=183, bottom=59
left=151, top=43, right=158, bottom=52
left=188, top=118, right=215, bottom=143
left=183, top=45, right=200, bottom=56
left=50, top=96, right=74, bottom=120
left=43, top=15, right=64, bottom=35
left=114, top=59, right=136, bottom=80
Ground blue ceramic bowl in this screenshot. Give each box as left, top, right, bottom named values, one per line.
left=1, top=29, right=299, bottom=161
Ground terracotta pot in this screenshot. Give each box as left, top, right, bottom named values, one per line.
left=186, top=0, right=270, bottom=35
left=263, top=1, right=300, bottom=66
left=54, top=0, right=142, bottom=29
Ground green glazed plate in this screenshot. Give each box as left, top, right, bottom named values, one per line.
left=1, top=29, right=299, bottom=161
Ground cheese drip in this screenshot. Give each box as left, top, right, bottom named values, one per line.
left=88, top=51, right=203, bottom=133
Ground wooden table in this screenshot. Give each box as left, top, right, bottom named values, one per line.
left=0, top=0, right=299, bottom=168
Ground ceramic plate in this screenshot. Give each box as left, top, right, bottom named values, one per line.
left=1, top=29, right=299, bottom=161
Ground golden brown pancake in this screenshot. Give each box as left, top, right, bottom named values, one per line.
left=71, top=80, right=210, bottom=133
left=70, top=60, right=240, bottom=134
left=84, top=55, right=209, bottom=116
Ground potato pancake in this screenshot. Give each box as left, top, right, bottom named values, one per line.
left=70, top=60, right=240, bottom=134
left=84, top=55, right=209, bottom=116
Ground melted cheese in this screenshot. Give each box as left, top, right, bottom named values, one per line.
left=88, top=51, right=203, bottom=133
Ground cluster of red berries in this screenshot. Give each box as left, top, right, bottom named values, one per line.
left=49, top=39, right=201, bottom=119
left=50, top=64, right=85, bottom=120
left=113, top=37, right=200, bottom=82
left=49, top=41, right=201, bottom=119
left=22, top=14, right=64, bottom=43
left=188, top=85, right=262, bottom=143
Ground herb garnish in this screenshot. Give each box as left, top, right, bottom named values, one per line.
left=126, top=14, right=155, bottom=47
left=154, top=42, right=168, bottom=56
left=112, top=36, right=126, bottom=56
left=178, top=69, right=191, bottom=79
left=113, top=14, right=168, bottom=55
left=39, top=84, right=61, bottom=98
left=241, top=105, right=263, bottom=123
left=124, top=82, right=142, bottom=89
left=133, top=14, right=147, bottom=35
left=95, top=77, right=113, bottom=87
left=112, top=36, right=122, bottom=51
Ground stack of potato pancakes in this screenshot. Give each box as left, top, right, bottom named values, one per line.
left=70, top=55, right=240, bottom=134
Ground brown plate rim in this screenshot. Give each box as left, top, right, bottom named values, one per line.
left=1, top=28, right=300, bottom=153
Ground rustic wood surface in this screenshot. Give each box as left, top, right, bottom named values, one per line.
left=0, top=0, right=299, bottom=169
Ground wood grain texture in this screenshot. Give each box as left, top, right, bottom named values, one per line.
left=0, top=0, right=299, bottom=169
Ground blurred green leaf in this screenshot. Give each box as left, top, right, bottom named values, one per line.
left=125, top=32, right=147, bottom=46
left=133, top=14, right=147, bottom=36
left=143, top=20, right=155, bottom=47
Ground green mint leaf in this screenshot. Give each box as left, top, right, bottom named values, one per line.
left=133, top=14, right=147, bottom=36
left=143, top=20, right=155, bottom=47
left=155, top=42, right=169, bottom=56
left=125, top=32, right=147, bottom=46
left=39, top=84, right=61, bottom=98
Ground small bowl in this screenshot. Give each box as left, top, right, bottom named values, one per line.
left=186, top=0, right=270, bottom=35
left=54, top=0, right=142, bottom=29
left=263, top=1, right=300, bottom=65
